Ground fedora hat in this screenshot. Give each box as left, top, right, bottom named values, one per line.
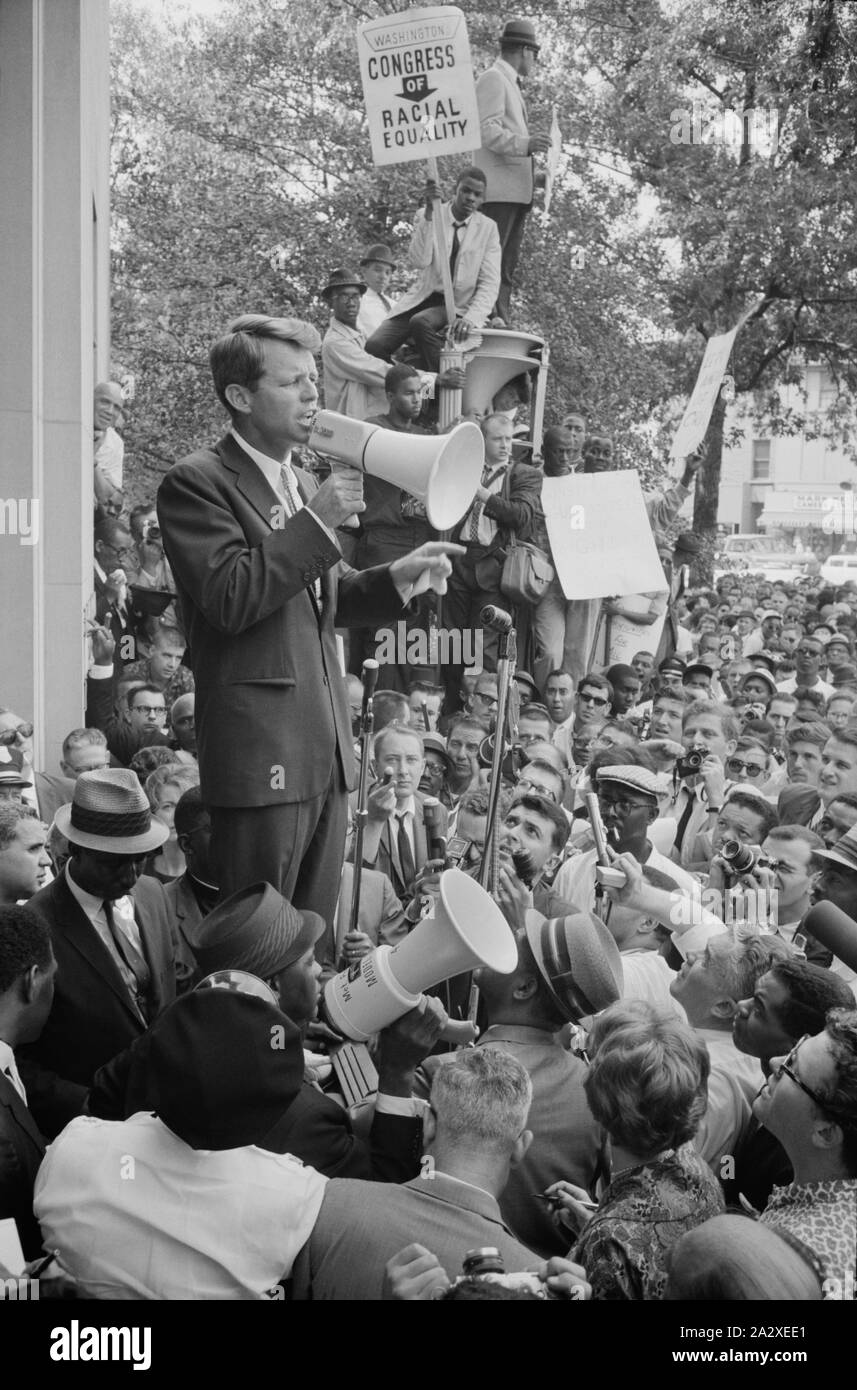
left=814, top=825, right=857, bottom=875
left=500, top=19, right=539, bottom=48
left=319, top=267, right=367, bottom=302
left=525, top=911, right=623, bottom=1023
left=193, top=882, right=326, bottom=980
left=0, top=747, right=30, bottom=789
left=360, top=243, right=396, bottom=269
left=55, top=767, right=168, bottom=854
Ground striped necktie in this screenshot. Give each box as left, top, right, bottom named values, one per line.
left=280, top=464, right=322, bottom=604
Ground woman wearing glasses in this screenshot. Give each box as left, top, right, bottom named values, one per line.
left=754, top=1009, right=857, bottom=1296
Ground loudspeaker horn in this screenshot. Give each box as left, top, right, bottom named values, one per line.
left=309, top=411, right=484, bottom=531
left=460, top=327, right=545, bottom=418
left=323, top=868, right=518, bottom=1042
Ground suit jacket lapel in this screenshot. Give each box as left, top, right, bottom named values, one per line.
left=218, top=433, right=283, bottom=532
left=51, top=876, right=142, bottom=1025
left=0, top=1072, right=45, bottom=1156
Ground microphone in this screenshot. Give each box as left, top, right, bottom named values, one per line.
left=422, top=796, right=447, bottom=863
left=480, top=604, right=513, bottom=633
left=361, top=659, right=379, bottom=699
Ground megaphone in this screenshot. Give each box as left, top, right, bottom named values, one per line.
left=309, top=410, right=484, bottom=531
left=323, top=868, right=518, bottom=1042
left=460, top=327, right=545, bottom=418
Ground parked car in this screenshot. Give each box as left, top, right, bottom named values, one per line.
left=820, top=552, right=857, bottom=586
left=713, top=533, right=820, bottom=584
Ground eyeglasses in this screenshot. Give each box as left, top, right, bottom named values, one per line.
left=773, top=1035, right=835, bottom=1115
left=796, top=647, right=821, bottom=657
left=131, top=705, right=167, bottom=718
left=597, top=793, right=652, bottom=815
left=726, top=758, right=766, bottom=778
left=473, top=691, right=499, bottom=707
left=0, top=722, right=34, bottom=745
left=578, top=692, right=608, bottom=706
left=517, top=778, right=558, bottom=803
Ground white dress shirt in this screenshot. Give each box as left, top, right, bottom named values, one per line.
left=694, top=1030, right=764, bottom=1170
left=0, top=1038, right=27, bottom=1104
left=34, top=1113, right=328, bottom=1300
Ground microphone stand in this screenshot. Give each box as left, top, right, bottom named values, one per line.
left=468, top=610, right=516, bottom=1028
left=348, top=660, right=379, bottom=938
left=479, top=617, right=517, bottom=892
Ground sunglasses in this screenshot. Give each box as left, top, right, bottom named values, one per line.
left=726, top=757, right=766, bottom=778
left=578, top=692, right=608, bottom=706
left=0, top=723, right=34, bottom=745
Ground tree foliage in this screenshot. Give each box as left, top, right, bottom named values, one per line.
left=111, top=0, right=857, bottom=535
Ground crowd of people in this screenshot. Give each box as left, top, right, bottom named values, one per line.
left=1, top=17, right=856, bottom=1305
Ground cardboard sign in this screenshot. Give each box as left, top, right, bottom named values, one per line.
left=608, top=593, right=668, bottom=666
left=542, top=472, right=667, bottom=600
left=669, top=297, right=765, bottom=460
left=357, top=6, right=480, bottom=166
left=669, top=327, right=738, bottom=461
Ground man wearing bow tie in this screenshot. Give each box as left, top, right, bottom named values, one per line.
left=157, top=316, right=464, bottom=924
left=365, top=169, right=501, bottom=372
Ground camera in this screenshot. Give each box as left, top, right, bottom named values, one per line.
left=143, top=521, right=161, bottom=543
left=676, top=747, right=708, bottom=779
left=478, top=735, right=527, bottom=780
left=452, top=1248, right=557, bottom=1300
left=445, top=834, right=475, bottom=871
left=719, top=839, right=776, bottom=876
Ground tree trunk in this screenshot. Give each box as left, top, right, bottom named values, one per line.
left=691, top=391, right=727, bottom=585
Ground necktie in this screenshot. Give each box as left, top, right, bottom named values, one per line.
left=104, top=899, right=152, bottom=1023
left=672, top=790, right=698, bottom=857
left=466, top=466, right=505, bottom=543
left=396, top=812, right=416, bottom=892
left=280, top=465, right=322, bottom=605
left=449, top=220, right=466, bottom=278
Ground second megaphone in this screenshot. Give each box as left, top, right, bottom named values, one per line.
left=309, top=410, right=484, bottom=531
left=323, top=868, right=518, bottom=1042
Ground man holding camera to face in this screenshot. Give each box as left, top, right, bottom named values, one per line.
left=663, top=701, right=740, bottom=873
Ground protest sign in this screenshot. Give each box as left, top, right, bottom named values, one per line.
left=357, top=7, right=480, bottom=166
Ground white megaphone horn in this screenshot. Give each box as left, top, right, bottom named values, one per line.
left=323, top=868, right=518, bottom=1043
left=308, top=410, right=484, bottom=531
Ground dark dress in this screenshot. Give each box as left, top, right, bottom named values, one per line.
left=572, top=1143, right=724, bottom=1300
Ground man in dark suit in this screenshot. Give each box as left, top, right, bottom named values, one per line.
left=157, top=314, right=463, bottom=923
left=0, top=905, right=56, bottom=1260
left=441, top=411, right=540, bottom=712
left=18, top=768, right=180, bottom=1139
left=355, top=724, right=448, bottom=903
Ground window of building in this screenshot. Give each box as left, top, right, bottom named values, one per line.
left=752, top=440, right=771, bottom=480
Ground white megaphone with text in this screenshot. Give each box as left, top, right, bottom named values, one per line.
left=323, top=868, right=518, bottom=1043
left=309, top=410, right=484, bottom=531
